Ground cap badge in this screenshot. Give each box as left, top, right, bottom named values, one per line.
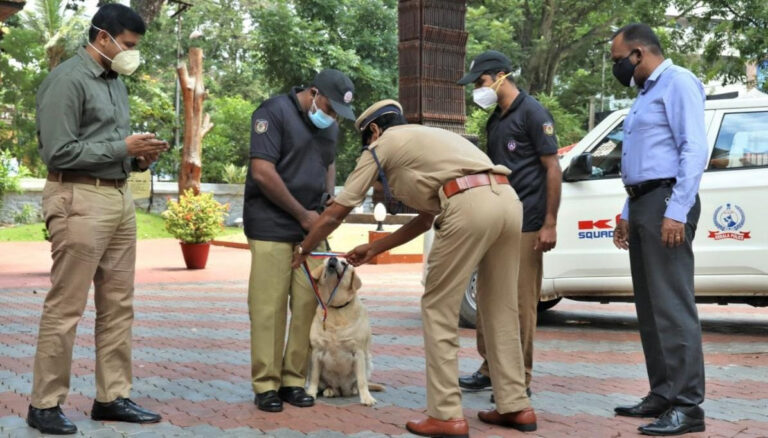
left=343, top=91, right=353, bottom=103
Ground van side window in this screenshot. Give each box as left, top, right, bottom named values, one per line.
left=585, top=122, right=624, bottom=179
left=709, top=111, right=768, bottom=170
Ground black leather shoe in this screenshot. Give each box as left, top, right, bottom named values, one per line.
left=27, top=405, right=77, bottom=435
left=458, top=371, right=492, bottom=390
left=639, top=407, right=705, bottom=436
left=491, top=388, right=531, bottom=403
left=278, top=386, right=315, bottom=407
left=255, top=390, right=283, bottom=412
left=91, top=397, right=161, bottom=423
left=615, top=393, right=670, bottom=418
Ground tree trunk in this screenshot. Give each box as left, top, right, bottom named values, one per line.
left=46, top=44, right=65, bottom=71
left=177, top=47, right=213, bottom=196
left=130, top=0, right=166, bottom=25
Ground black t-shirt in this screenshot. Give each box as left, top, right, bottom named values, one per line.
left=486, top=90, right=558, bottom=232
left=243, top=87, right=338, bottom=242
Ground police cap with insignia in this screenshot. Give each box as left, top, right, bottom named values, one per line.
left=312, top=69, right=356, bottom=121
left=457, top=50, right=512, bottom=85
left=355, top=99, right=403, bottom=132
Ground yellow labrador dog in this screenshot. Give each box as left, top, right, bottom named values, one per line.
left=306, top=257, right=383, bottom=406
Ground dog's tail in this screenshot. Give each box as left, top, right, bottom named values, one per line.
left=368, top=383, right=386, bottom=392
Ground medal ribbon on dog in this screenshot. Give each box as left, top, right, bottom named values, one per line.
left=302, top=260, right=349, bottom=330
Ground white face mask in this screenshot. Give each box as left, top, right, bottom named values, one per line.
left=88, top=25, right=141, bottom=76
left=472, top=87, right=498, bottom=109
left=472, top=72, right=512, bottom=109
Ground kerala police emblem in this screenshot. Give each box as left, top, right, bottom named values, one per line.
left=254, top=119, right=268, bottom=134
left=709, top=203, right=751, bottom=241
left=507, top=139, right=517, bottom=152
left=343, top=91, right=353, bottom=103
left=543, top=122, right=554, bottom=136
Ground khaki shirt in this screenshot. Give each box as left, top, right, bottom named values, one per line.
left=36, top=47, right=138, bottom=180
left=335, top=125, right=510, bottom=215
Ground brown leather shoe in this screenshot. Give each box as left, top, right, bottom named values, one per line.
left=405, top=416, right=469, bottom=438
left=478, top=408, right=537, bottom=432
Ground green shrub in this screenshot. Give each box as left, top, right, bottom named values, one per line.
left=221, top=163, right=247, bottom=184
left=0, top=150, right=30, bottom=212
left=13, top=203, right=39, bottom=224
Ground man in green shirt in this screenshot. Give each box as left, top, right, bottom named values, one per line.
left=28, top=4, right=168, bottom=435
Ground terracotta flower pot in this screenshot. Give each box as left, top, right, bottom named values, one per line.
left=179, top=241, right=211, bottom=269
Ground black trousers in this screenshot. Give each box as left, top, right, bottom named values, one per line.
left=627, top=186, right=704, bottom=407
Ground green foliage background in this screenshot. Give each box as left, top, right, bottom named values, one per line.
left=1, top=0, right=767, bottom=184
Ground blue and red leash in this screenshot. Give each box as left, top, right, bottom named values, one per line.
left=301, top=251, right=348, bottom=330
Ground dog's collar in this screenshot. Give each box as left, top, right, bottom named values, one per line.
left=329, top=299, right=353, bottom=309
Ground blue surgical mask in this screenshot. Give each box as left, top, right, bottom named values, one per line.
left=308, top=96, right=335, bottom=129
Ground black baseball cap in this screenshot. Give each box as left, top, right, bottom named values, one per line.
left=312, top=69, right=356, bottom=121
left=457, top=50, right=512, bottom=85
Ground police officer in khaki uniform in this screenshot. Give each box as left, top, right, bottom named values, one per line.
left=292, top=100, right=538, bottom=436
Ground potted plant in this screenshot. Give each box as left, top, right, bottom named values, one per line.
left=162, top=189, right=229, bottom=269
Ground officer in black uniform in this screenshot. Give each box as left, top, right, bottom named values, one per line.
left=244, top=69, right=355, bottom=413
left=458, top=50, right=562, bottom=400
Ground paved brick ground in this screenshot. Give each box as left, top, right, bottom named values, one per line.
left=1, top=240, right=767, bottom=437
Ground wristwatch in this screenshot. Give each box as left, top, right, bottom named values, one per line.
left=297, top=245, right=306, bottom=255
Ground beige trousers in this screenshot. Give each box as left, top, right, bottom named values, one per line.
left=247, top=239, right=324, bottom=394
left=31, top=181, right=136, bottom=409
left=423, top=182, right=529, bottom=420
left=477, top=231, right=543, bottom=387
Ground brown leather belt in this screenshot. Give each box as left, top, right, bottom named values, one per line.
left=442, top=173, right=509, bottom=198
left=47, top=171, right=126, bottom=188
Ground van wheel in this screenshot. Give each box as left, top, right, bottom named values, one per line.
left=459, top=271, right=478, bottom=329
left=537, top=297, right=562, bottom=312
left=458, top=272, right=563, bottom=328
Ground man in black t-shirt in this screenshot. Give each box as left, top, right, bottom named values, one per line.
left=244, top=69, right=355, bottom=413
left=457, top=51, right=562, bottom=414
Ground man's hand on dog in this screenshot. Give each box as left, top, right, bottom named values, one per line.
left=345, top=243, right=377, bottom=266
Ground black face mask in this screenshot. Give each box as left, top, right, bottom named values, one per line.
left=612, top=50, right=639, bottom=87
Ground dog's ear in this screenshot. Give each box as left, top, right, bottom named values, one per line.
left=350, top=269, right=362, bottom=291
left=310, top=263, right=325, bottom=281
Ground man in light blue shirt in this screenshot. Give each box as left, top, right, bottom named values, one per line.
left=610, top=24, right=708, bottom=436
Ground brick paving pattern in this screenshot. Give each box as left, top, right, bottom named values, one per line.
left=1, top=242, right=767, bottom=437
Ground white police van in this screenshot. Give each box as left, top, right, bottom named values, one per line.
left=423, top=96, right=768, bottom=328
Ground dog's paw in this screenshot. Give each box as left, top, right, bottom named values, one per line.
left=360, top=393, right=377, bottom=406
left=322, top=388, right=337, bottom=398
left=307, top=386, right=318, bottom=398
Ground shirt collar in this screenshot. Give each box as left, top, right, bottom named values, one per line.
left=494, top=89, right=527, bottom=118
left=641, top=59, right=673, bottom=92
left=77, top=46, right=118, bottom=79
left=290, top=86, right=316, bottom=129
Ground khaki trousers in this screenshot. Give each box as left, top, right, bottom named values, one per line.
left=247, top=239, right=324, bottom=394
left=423, top=182, right=528, bottom=420
left=31, top=181, right=136, bottom=409
left=477, top=231, right=543, bottom=388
